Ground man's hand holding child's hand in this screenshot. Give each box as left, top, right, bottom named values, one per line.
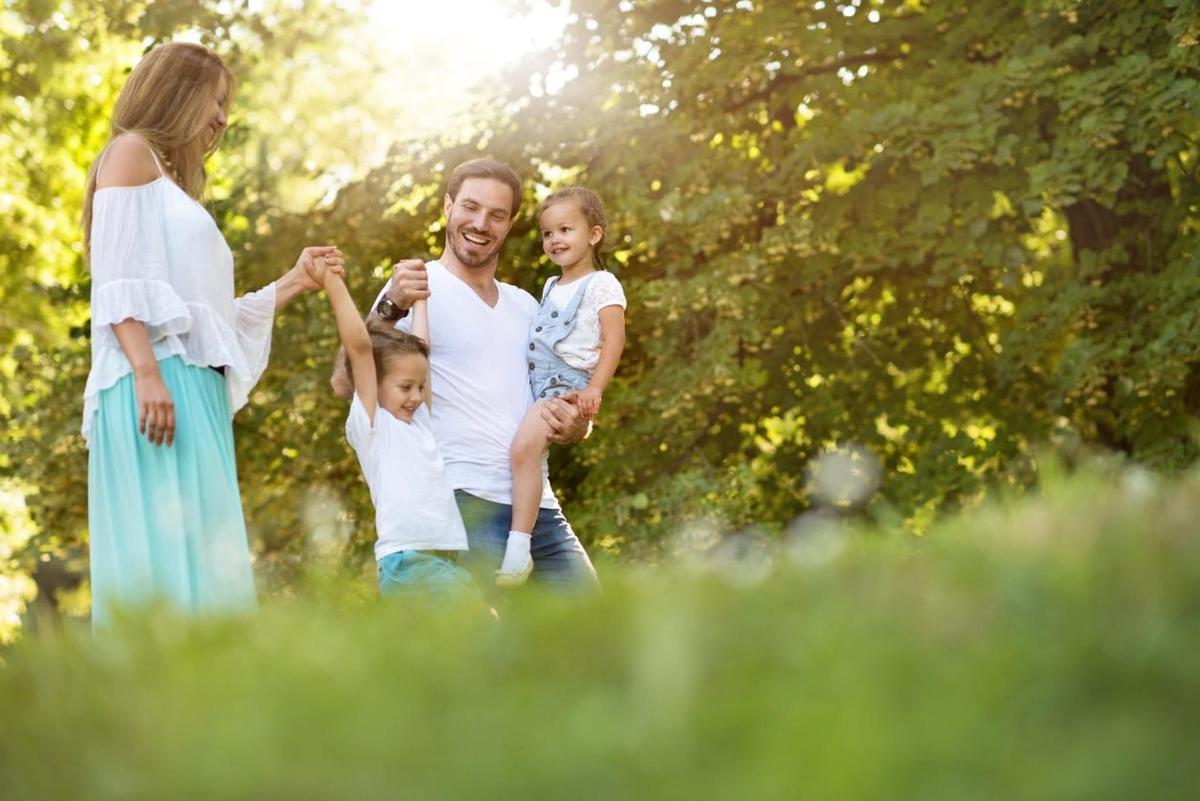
left=388, top=259, right=430, bottom=308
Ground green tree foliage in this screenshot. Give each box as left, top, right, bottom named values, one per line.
left=490, top=0, right=1200, bottom=541
left=236, top=0, right=1200, bottom=559
left=0, top=0, right=430, bottom=621
left=3, top=1, right=1199, bottom=626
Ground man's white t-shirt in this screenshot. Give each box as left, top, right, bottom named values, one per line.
left=345, top=395, right=468, bottom=560
left=377, top=260, right=558, bottom=509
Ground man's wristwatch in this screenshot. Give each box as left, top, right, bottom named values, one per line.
left=376, top=295, right=409, bottom=322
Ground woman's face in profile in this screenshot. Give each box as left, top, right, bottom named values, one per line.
left=203, top=73, right=230, bottom=150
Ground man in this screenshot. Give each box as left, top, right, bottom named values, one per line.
left=332, top=158, right=599, bottom=590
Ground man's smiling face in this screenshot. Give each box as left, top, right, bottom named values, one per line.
left=443, top=177, right=516, bottom=270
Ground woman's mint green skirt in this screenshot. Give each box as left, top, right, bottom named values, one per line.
left=88, top=356, right=256, bottom=627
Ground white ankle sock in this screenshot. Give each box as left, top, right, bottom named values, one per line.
left=497, top=530, right=533, bottom=580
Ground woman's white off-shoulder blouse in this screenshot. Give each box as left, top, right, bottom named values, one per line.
left=82, top=177, right=276, bottom=445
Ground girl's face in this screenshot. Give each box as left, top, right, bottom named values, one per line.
left=378, top=352, right=428, bottom=422
left=540, top=201, right=602, bottom=271
left=204, top=73, right=230, bottom=150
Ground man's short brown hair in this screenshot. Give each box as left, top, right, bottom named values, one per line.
left=446, top=158, right=523, bottom=218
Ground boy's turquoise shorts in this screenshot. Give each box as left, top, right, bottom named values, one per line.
left=376, top=550, right=474, bottom=597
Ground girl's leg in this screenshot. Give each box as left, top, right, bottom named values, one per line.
left=510, top=400, right=555, bottom=534
left=502, top=401, right=556, bottom=584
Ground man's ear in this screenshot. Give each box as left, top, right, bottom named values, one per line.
left=443, top=193, right=453, bottom=217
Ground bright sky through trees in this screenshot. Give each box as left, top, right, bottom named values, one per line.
left=359, top=0, right=568, bottom=137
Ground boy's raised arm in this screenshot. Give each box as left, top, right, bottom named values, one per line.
left=315, top=259, right=378, bottom=421
left=411, top=297, right=429, bottom=346
left=331, top=279, right=390, bottom=399
left=411, top=298, right=432, bottom=409
left=330, top=344, right=353, bottom=399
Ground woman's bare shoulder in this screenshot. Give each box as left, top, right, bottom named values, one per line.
left=95, top=134, right=162, bottom=189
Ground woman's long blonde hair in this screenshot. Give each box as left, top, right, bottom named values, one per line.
left=82, top=42, right=234, bottom=258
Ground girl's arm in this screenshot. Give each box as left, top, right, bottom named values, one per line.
left=411, top=298, right=433, bottom=409
left=317, top=264, right=378, bottom=422
left=112, top=319, right=175, bottom=446
left=575, top=305, right=625, bottom=417
left=589, top=306, right=626, bottom=392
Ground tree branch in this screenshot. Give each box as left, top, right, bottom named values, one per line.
left=722, top=52, right=902, bottom=113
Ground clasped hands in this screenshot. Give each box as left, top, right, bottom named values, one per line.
left=297, top=246, right=345, bottom=288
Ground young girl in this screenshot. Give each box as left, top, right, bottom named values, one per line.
left=82, top=41, right=340, bottom=626
left=308, top=258, right=472, bottom=594
left=499, top=188, right=627, bottom=585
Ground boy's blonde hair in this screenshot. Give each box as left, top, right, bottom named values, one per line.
left=342, top=319, right=429, bottom=388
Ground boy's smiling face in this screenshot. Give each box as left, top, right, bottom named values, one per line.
left=378, top=352, right=428, bottom=422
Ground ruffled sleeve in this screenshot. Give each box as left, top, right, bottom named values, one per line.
left=89, top=183, right=191, bottom=340
left=230, top=282, right=276, bottom=408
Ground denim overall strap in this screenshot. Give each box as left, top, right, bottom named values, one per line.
left=539, top=275, right=560, bottom=305
left=552, top=272, right=599, bottom=323
left=526, top=272, right=601, bottom=400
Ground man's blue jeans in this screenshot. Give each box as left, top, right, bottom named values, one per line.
left=454, top=490, right=599, bottom=592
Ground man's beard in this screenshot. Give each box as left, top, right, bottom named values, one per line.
left=449, top=225, right=500, bottom=268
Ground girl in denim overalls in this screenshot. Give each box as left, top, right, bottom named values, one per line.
left=497, top=188, right=628, bottom=584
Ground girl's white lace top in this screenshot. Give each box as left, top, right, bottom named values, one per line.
left=81, top=174, right=276, bottom=445
left=543, top=271, right=627, bottom=372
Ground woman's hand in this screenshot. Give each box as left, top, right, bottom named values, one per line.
left=274, top=246, right=345, bottom=309
left=293, top=246, right=344, bottom=292
left=306, top=254, right=341, bottom=288
left=134, top=367, right=175, bottom=446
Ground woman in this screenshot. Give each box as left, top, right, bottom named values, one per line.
left=81, top=41, right=341, bottom=626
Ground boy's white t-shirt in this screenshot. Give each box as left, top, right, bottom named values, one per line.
left=345, top=394, right=468, bottom=560
left=377, top=260, right=558, bottom=509
left=544, top=271, right=627, bottom=372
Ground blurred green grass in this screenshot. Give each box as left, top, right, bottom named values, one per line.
left=2, top=463, right=1198, bottom=800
